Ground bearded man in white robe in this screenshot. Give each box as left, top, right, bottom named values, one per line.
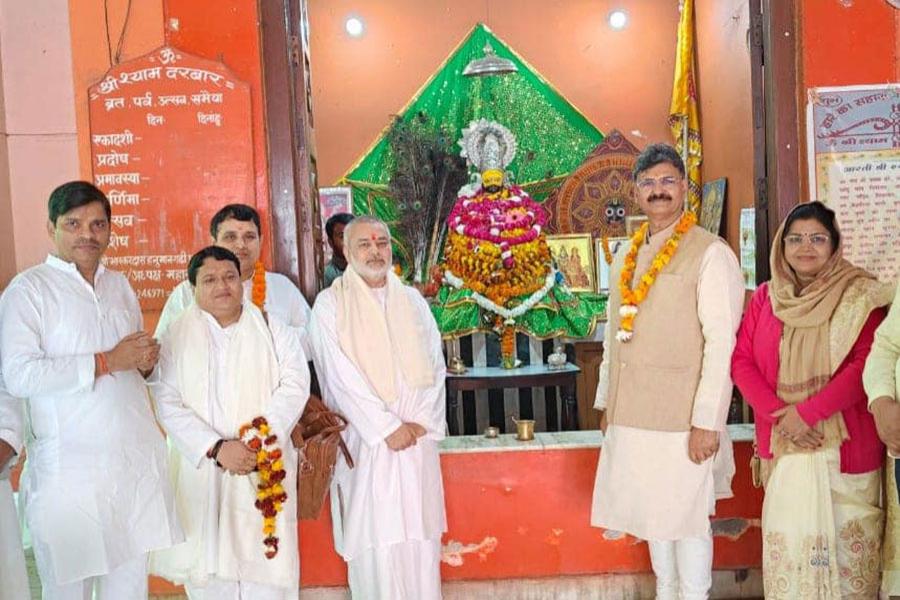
left=0, top=380, right=28, bottom=600
left=309, top=215, right=447, bottom=600
left=151, top=246, right=309, bottom=600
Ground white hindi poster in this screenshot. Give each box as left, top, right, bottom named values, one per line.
left=806, top=85, right=900, bottom=283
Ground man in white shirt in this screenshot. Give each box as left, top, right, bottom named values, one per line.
left=309, top=215, right=447, bottom=600
left=0, top=181, right=181, bottom=599
left=151, top=246, right=309, bottom=600
left=0, top=380, right=28, bottom=600
left=155, top=203, right=312, bottom=355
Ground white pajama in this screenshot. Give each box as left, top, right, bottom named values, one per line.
left=36, top=553, right=148, bottom=600
left=185, top=576, right=298, bottom=600
left=347, top=539, right=442, bottom=600
left=649, top=530, right=713, bottom=600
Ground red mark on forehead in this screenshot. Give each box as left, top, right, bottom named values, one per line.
left=371, top=233, right=378, bottom=240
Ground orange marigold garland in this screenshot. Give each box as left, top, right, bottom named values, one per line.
left=601, top=235, right=613, bottom=266
left=251, top=261, right=266, bottom=309
left=239, top=416, right=287, bottom=559
left=617, top=211, right=697, bottom=343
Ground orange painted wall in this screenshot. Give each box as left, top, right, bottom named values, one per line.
left=695, top=0, right=754, bottom=257
left=143, top=441, right=762, bottom=593
left=162, top=0, right=271, bottom=247
left=307, top=0, right=682, bottom=187
left=801, top=0, right=898, bottom=88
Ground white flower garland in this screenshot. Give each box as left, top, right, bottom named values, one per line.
left=443, top=268, right=557, bottom=323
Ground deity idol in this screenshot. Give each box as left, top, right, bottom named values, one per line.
left=441, top=119, right=554, bottom=312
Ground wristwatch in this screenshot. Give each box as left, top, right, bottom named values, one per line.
left=207, top=439, right=225, bottom=468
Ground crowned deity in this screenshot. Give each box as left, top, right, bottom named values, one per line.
left=441, top=119, right=552, bottom=312
left=433, top=120, right=607, bottom=369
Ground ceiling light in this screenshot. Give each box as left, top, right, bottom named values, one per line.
left=345, top=16, right=364, bottom=38
left=608, top=10, right=628, bottom=30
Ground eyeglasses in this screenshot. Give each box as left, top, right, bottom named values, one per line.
left=783, top=233, right=831, bottom=247
left=636, top=176, right=682, bottom=191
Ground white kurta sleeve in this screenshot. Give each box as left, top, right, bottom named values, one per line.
left=0, top=380, right=23, bottom=467
left=285, top=283, right=313, bottom=360
left=594, top=320, right=612, bottom=410
left=151, top=342, right=220, bottom=468
left=864, top=283, right=900, bottom=405
left=309, top=291, right=403, bottom=447
left=154, top=280, right=192, bottom=339
left=0, top=282, right=95, bottom=398
left=691, top=241, right=745, bottom=431
left=407, top=292, right=447, bottom=440
left=264, top=319, right=311, bottom=443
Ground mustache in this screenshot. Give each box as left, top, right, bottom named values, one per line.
left=648, top=193, right=672, bottom=202
left=75, top=240, right=100, bottom=248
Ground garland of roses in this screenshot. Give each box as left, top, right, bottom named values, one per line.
left=617, top=211, right=697, bottom=342
left=239, top=416, right=287, bottom=559
left=252, top=261, right=266, bottom=308
left=447, top=186, right=548, bottom=246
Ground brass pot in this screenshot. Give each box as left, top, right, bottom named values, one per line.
left=511, top=417, right=535, bottom=441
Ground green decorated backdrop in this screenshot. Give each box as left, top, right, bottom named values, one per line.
left=341, top=23, right=605, bottom=220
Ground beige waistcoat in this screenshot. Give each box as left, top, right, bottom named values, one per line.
left=606, top=224, right=716, bottom=432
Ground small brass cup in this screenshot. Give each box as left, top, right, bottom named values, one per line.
left=484, top=426, right=499, bottom=438
left=512, top=418, right=535, bottom=441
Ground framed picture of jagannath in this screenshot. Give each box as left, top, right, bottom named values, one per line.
left=547, top=233, right=596, bottom=292
left=595, top=237, right=629, bottom=293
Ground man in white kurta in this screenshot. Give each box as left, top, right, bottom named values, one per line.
left=151, top=246, right=309, bottom=600
left=310, top=216, right=447, bottom=600
left=0, top=380, right=28, bottom=600
left=590, top=145, right=743, bottom=600
left=0, top=181, right=181, bottom=599
left=155, top=203, right=312, bottom=355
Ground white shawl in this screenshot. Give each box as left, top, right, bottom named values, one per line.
left=151, top=303, right=298, bottom=589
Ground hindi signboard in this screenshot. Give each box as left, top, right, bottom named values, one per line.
left=89, top=46, right=254, bottom=311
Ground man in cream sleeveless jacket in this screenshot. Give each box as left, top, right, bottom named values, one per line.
left=591, top=144, right=744, bottom=600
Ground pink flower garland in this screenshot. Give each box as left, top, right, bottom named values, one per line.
left=447, top=185, right=548, bottom=247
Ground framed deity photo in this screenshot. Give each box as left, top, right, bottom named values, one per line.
left=546, top=233, right=596, bottom=292
left=625, top=215, right=648, bottom=236
left=595, top=237, right=629, bottom=293
left=700, top=178, right=727, bottom=235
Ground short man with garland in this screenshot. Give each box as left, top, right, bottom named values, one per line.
left=155, top=203, right=312, bottom=356
left=309, top=215, right=447, bottom=599
left=151, top=246, right=309, bottom=600
left=590, top=144, right=744, bottom=600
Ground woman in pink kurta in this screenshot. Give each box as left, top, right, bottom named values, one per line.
left=731, top=201, right=890, bottom=599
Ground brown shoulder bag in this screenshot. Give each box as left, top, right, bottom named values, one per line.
left=290, top=394, right=354, bottom=520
